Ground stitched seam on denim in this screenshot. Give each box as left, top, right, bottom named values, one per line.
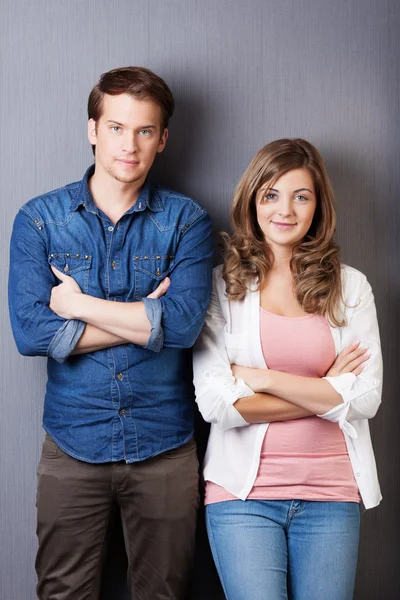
left=122, top=346, right=139, bottom=460
left=205, top=508, right=230, bottom=598
left=19, top=206, right=47, bottom=241
left=284, top=506, right=294, bottom=530
left=146, top=209, right=179, bottom=231
left=23, top=202, right=75, bottom=227
left=125, top=432, right=194, bottom=464
left=183, top=207, right=206, bottom=227
left=161, top=190, right=206, bottom=212
left=42, top=425, right=113, bottom=462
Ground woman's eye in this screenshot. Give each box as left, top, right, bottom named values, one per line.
left=265, top=193, right=277, bottom=201
left=296, top=195, right=307, bottom=201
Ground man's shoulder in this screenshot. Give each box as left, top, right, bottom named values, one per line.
left=19, top=179, right=81, bottom=223
left=151, top=183, right=208, bottom=218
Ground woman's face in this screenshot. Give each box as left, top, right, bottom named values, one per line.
left=255, top=168, right=317, bottom=254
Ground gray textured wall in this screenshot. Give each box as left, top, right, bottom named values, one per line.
left=1, top=1, right=399, bottom=598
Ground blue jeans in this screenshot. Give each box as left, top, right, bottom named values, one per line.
left=206, top=499, right=360, bottom=600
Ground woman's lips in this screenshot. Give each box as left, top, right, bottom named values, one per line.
left=272, top=222, right=296, bottom=230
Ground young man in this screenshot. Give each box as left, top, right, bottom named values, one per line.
left=8, top=66, right=213, bottom=600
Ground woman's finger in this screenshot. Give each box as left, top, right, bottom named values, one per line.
left=337, top=346, right=368, bottom=370
left=343, top=353, right=370, bottom=374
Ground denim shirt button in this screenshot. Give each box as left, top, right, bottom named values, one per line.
left=119, top=408, right=126, bottom=416
left=108, top=226, right=114, bottom=232
left=117, top=373, right=123, bottom=381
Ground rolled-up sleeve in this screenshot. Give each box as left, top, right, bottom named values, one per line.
left=8, top=208, right=85, bottom=361
left=193, top=270, right=253, bottom=430
left=318, top=274, right=383, bottom=438
left=142, top=297, right=163, bottom=352
left=143, top=210, right=214, bottom=352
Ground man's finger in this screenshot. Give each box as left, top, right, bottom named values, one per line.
left=147, top=277, right=171, bottom=299
left=51, top=265, right=69, bottom=281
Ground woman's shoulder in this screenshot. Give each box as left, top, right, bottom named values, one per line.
left=340, top=263, right=372, bottom=305
left=340, top=263, right=369, bottom=286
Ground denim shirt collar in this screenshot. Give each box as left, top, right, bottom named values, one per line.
left=70, top=165, right=164, bottom=214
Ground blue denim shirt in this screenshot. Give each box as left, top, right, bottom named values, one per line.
left=9, top=166, right=213, bottom=463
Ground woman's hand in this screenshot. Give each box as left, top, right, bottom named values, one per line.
left=231, top=364, right=269, bottom=392
left=326, top=342, right=369, bottom=377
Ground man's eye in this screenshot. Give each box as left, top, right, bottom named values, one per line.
left=111, top=126, right=121, bottom=132
left=140, top=129, right=151, bottom=135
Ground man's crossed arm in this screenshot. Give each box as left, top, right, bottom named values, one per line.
left=48, top=268, right=171, bottom=355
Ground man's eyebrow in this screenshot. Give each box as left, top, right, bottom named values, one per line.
left=106, top=121, right=157, bottom=129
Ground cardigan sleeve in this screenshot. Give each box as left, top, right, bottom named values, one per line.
left=193, top=268, right=253, bottom=430
left=318, top=272, right=382, bottom=438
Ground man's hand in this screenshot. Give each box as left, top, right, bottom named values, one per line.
left=50, top=266, right=82, bottom=319
left=326, top=342, right=369, bottom=377
left=147, top=277, right=170, bottom=299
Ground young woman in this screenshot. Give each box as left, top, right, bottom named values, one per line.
left=193, top=138, right=382, bottom=600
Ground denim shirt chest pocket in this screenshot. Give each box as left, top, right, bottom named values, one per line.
left=132, top=253, right=175, bottom=299
left=48, top=252, right=92, bottom=293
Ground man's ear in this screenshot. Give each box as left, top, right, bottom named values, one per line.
left=157, top=128, right=168, bottom=154
left=88, top=119, right=97, bottom=147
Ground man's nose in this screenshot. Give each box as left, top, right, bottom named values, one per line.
left=122, top=133, right=136, bottom=153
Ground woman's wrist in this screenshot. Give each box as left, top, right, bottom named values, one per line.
left=262, top=369, right=275, bottom=393
left=71, top=292, right=90, bottom=321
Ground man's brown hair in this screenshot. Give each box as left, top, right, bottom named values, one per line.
left=88, top=66, right=174, bottom=153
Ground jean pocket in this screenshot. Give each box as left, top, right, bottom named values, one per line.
left=49, top=252, right=92, bottom=293
left=41, top=434, right=64, bottom=459
left=132, top=254, right=175, bottom=299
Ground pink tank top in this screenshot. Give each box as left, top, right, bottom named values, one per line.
left=205, top=308, right=360, bottom=505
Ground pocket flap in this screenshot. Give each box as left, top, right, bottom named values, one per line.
left=48, top=252, right=92, bottom=275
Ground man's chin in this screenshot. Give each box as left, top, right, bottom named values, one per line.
left=109, top=168, right=142, bottom=185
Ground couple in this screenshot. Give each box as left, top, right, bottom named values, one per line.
left=9, top=66, right=382, bottom=600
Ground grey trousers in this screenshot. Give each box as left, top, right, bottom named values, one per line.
left=36, top=434, right=199, bottom=600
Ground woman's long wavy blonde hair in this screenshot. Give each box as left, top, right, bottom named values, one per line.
left=222, top=138, right=345, bottom=326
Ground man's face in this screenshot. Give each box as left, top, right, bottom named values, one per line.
left=88, top=93, right=168, bottom=186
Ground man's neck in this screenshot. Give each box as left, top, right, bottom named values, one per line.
left=89, top=170, right=144, bottom=224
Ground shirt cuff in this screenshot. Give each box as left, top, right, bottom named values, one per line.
left=209, top=376, right=252, bottom=429
left=47, top=319, right=86, bottom=363
left=318, top=373, right=358, bottom=438
left=142, top=298, right=164, bottom=352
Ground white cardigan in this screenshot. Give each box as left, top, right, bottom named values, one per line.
left=193, top=264, right=383, bottom=509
